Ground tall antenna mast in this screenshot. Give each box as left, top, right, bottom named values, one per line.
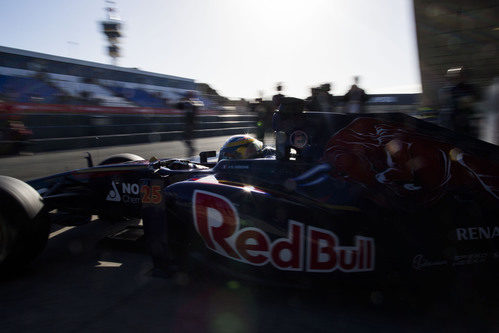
left=100, top=1, right=123, bottom=66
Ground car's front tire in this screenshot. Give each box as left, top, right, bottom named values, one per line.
left=0, top=176, right=50, bottom=273
left=98, top=153, right=144, bottom=166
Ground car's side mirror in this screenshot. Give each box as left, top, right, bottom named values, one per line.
left=199, top=150, right=216, bottom=163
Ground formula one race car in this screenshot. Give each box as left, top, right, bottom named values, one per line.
left=1, top=98, right=498, bottom=292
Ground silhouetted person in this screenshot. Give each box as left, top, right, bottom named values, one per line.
left=177, top=91, right=203, bottom=157
left=344, top=76, right=368, bottom=113
left=482, top=77, right=499, bottom=144
left=438, top=71, right=455, bottom=129
left=318, top=83, right=334, bottom=112
left=272, top=83, right=285, bottom=109
left=447, top=67, right=479, bottom=137
left=305, top=87, right=318, bottom=111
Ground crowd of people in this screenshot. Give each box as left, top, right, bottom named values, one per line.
left=250, top=78, right=370, bottom=144
left=253, top=77, right=370, bottom=116
left=249, top=71, right=497, bottom=143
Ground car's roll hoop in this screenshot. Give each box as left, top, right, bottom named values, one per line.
left=273, top=97, right=333, bottom=162
left=273, top=97, right=305, bottom=161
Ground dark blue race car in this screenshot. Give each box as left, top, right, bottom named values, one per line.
left=1, top=98, right=498, bottom=293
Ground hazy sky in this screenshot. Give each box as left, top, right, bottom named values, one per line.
left=0, top=0, right=421, bottom=99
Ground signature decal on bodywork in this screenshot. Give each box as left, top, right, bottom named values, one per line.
left=193, top=190, right=375, bottom=273
left=412, top=253, right=496, bottom=270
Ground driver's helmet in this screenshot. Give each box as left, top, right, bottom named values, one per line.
left=219, top=135, right=263, bottom=161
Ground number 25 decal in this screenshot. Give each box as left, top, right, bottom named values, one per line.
left=141, top=185, right=162, bottom=204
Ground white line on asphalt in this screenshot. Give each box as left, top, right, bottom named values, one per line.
left=49, top=226, right=75, bottom=238
left=95, top=261, right=122, bottom=268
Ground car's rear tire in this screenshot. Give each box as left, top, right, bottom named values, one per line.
left=0, top=176, right=50, bottom=273
left=98, top=153, right=144, bottom=166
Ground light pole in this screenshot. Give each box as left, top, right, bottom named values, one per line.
left=100, top=1, right=123, bottom=66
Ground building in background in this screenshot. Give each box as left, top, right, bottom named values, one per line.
left=413, top=0, right=498, bottom=107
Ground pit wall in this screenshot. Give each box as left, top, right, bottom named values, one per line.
left=1, top=102, right=257, bottom=152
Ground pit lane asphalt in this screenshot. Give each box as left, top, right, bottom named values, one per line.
left=0, top=137, right=498, bottom=332
left=0, top=135, right=236, bottom=181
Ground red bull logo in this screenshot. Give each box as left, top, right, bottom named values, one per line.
left=193, top=190, right=375, bottom=273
